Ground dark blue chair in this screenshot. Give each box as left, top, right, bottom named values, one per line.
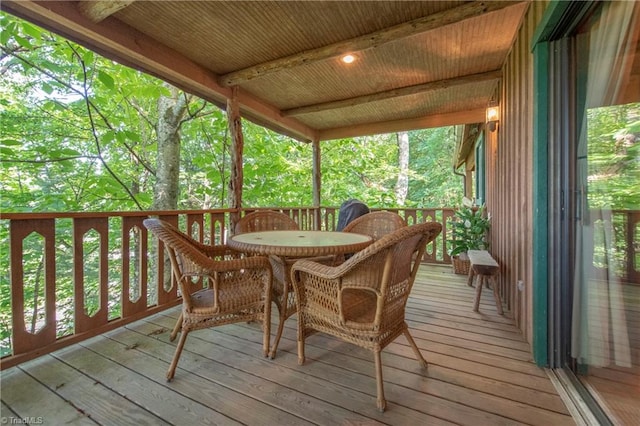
left=336, top=199, right=370, bottom=231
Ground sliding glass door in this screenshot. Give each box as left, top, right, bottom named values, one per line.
left=571, top=3, right=639, bottom=422
left=549, top=2, right=640, bottom=423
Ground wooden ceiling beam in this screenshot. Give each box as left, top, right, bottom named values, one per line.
left=219, top=1, right=522, bottom=87
left=77, top=1, right=135, bottom=23
left=318, top=108, right=486, bottom=142
left=283, top=70, right=502, bottom=117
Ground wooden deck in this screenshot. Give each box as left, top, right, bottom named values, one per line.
left=1, top=265, right=575, bottom=425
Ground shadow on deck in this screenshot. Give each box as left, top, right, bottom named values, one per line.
left=1, top=264, right=575, bottom=425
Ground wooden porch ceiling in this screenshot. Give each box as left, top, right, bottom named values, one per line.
left=2, top=1, right=529, bottom=142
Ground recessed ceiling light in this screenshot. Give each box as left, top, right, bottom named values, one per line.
left=341, top=54, right=356, bottom=64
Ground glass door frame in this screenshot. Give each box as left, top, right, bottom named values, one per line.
left=532, top=1, right=613, bottom=424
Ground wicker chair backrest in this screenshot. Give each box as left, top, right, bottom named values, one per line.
left=341, top=221, right=440, bottom=292
left=235, top=210, right=299, bottom=234
left=342, top=211, right=406, bottom=241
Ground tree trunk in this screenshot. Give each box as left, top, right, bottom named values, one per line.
left=395, top=131, right=409, bottom=206
left=151, top=84, right=188, bottom=296
left=152, top=84, right=188, bottom=210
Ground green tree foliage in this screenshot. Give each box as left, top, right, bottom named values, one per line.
left=587, top=103, right=640, bottom=209
left=320, top=134, right=400, bottom=207
left=241, top=122, right=314, bottom=207
left=407, top=127, right=461, bottom=207
left=1, top=14, right=158, bottom=212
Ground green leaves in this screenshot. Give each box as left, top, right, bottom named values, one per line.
left=586, top=103, right=640, bottom=210
left=20, top=22, right=42, bottom=41
left=449, top=203, right=491, bottom=256
left=97, top=70, right=115, bottom=90
left=0, top=22, right=13, bottom=45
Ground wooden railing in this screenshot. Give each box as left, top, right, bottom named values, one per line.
left=3, top=206, right=636, bottom=369
left=0, top=206, right=453, bottom=368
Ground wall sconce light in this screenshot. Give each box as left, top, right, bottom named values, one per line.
left=486, top=103, right=499, bottom=132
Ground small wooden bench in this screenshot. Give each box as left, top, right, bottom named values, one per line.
left=466, top=250, right=503, bottom=315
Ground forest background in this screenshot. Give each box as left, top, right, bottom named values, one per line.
left=0, top=13, right=463, bottom=215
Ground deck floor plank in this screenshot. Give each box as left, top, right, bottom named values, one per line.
left=13, top=354, right=165, bottom=425
left=142, top=318, right=511, bottom=426
left=55, top=340, right=243, bottom=426
left=110, top=320, right=400, bottom=426
left=1, top=363, right=96, bottom=425
left=229, top=314, right=554, bottom=390
left=82, top=334, right=311, bottom=426
left=127, top=315, right=449, bottom=426
left=222, top=319, right=571, bottom=417
left=404, top=309, right=526, bottom=339
left=216, top=322, right=573, bottom=424
left=1, top=264, right=575, bottom=425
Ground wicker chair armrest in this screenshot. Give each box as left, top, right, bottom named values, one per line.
left=290, top=259, right=341, bottom=311
left=291, top=259, right=382, bottom=328
left=290, top=249, right=387, bottom=285
left=290, top=258, right=345, bottom=280
left=290, top=258, right=376, bottom=293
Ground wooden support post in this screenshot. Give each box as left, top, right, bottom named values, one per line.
left=312, top=139, right=321, bottom=230
left=227, top=86, right=244, bottom=232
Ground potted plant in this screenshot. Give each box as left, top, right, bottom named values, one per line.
left=448, top=198, right=491, bottom=274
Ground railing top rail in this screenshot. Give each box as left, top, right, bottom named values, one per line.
left=0, top=208, right=236, bottom=220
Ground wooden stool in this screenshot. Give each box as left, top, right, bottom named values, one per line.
left=466, top=250, right=503, bottom=315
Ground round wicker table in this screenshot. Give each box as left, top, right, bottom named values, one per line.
left=228, top=230, right=373, bottom=358
left=228, top=230, right=373, bottom=257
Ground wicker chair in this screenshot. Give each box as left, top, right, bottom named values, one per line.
left=342, top=211, right=407, bottom=240
left=143, top=219, right=272, bottom=380
left=234, top=210, right=299, bottom=358
left=234, top=210, right=299, bottom=234
left=333, top=211, right=406, bottom=265
left=290, top=221, right=442, bottom=412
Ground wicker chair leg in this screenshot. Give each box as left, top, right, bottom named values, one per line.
left=169, top=313, right=183, bottom=342
left=268, top=307, right=286, bottom=359
left=262, top=307, right=271, bottom=358
left=403, top=328, right=428, bottom=368
left=297, top=339, right=306, bottom=365
left=374, top=350, right=386, bottom=412
left=166, top=329, right=189, bottom=381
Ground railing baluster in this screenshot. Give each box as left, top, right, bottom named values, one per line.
left=10, top=219, right=57, bottom=355
left=73, top=217, right=109, bottom=333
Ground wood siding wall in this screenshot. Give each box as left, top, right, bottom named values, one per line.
left=486, top=2, right=548, bottom=343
